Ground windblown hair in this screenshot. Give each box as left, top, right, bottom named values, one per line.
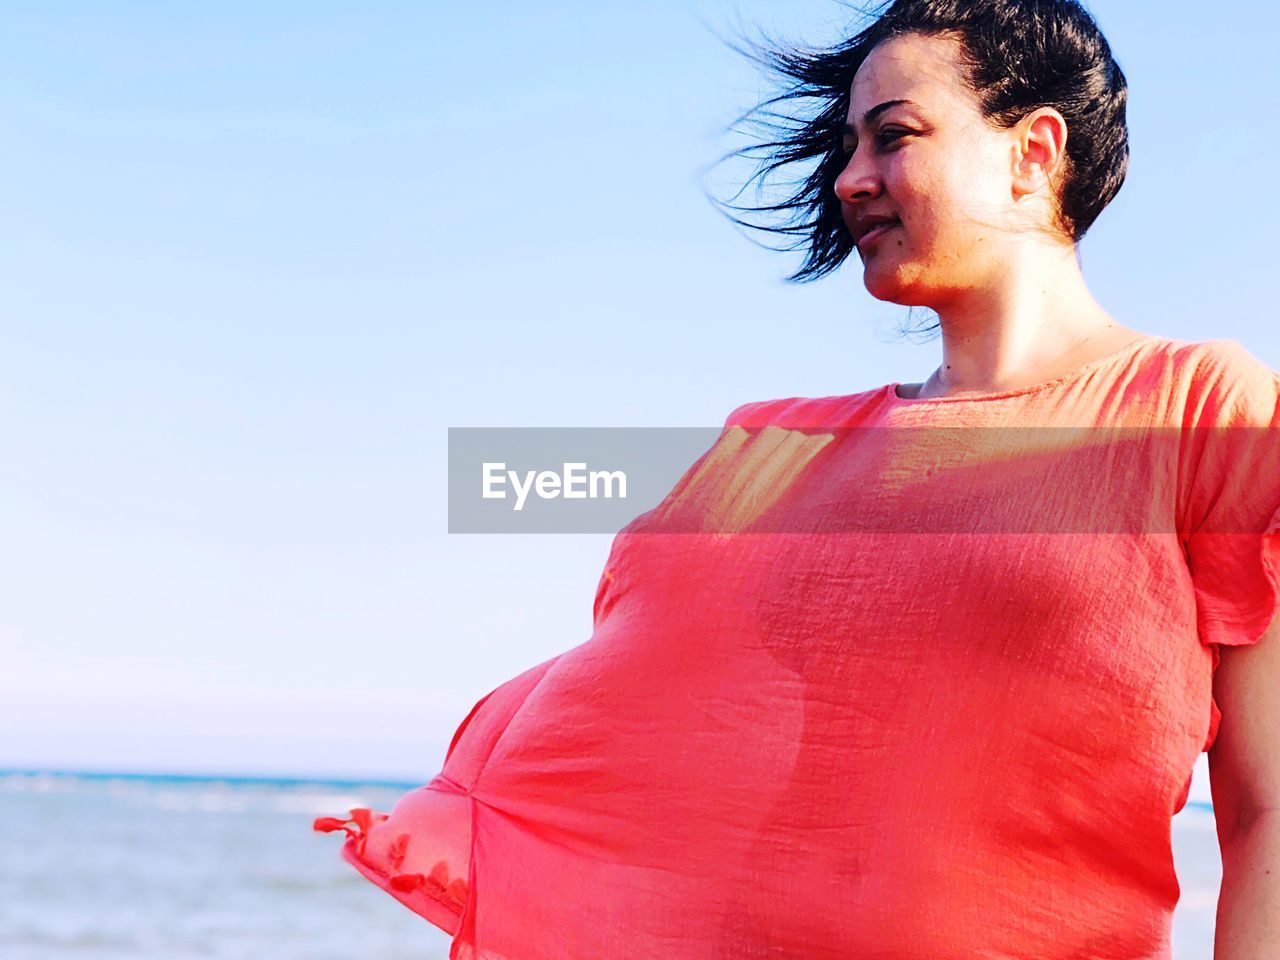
left=708, top=0, right=1130, bottom=284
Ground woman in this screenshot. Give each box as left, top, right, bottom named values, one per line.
left=316, top=2, right=1280, bottom=957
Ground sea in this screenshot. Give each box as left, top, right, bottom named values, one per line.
left=1, top=769, right=1225, bottom=959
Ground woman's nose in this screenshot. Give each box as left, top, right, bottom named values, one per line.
left=833, top=150, right=880, bottom=204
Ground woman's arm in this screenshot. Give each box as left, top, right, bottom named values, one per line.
left=1208, top=613, right=1280, bottom=959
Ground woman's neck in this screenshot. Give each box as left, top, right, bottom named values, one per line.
left=906, top=244, right=1139, bottom=399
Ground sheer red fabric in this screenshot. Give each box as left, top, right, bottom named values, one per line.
left=316, top=335, right=1280, bottom=960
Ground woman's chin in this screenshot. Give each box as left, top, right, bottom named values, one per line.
left=861, top=262, right=913, bottom=303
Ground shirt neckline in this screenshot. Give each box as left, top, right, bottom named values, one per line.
left=884, top=333, right=1163, bottom=406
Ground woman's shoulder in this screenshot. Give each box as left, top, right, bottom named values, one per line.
left=723, top=387, right=888, bottom=430
left=1168, top=335, right=1275, bottom=376
left=1160, top=336, right=1280, bottom=421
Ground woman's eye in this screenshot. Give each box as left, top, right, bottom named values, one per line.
left=839, top=129, right=908, bottom=156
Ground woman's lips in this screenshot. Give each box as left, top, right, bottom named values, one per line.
left=857, top=220, right=900, bottom=249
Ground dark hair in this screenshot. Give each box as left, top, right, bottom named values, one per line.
left=707, top=0, right=1130, bottom=284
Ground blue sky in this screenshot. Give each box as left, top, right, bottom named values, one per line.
left=2, top=0, right=1276, bottom=783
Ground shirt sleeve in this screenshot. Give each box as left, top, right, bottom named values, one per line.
left=1182, top=340, right=1280, bottom=649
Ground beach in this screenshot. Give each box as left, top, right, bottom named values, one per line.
left=2, top=769, right=1223, bottom=959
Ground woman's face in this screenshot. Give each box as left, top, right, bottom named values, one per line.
left=834, top=31, right=1033, bottom=305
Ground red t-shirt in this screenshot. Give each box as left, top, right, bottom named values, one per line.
left=316, top=334, right=1280, bottom=960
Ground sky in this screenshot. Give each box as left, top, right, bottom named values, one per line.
left=1, top=0, right=1277, bottom=784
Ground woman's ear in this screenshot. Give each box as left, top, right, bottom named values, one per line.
left=1011, top=107, right=1069, bottom=199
